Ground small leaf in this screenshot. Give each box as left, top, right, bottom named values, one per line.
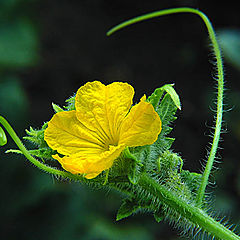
left=116, top=198, right=140, bottom=221
left=147, top=88, right=164, bottom=109
left=160, top=84, right=181, bottom=110
left=0, top=126, right=7, bottom=146
left=164, top=137, right=175, bottom=150
left=52, top=103, right=64, bottom=113
left=127, top=159, right=139, bottom=184
left=24, top=123, right=48, bottom=147
left=64, top=95, right=76, bottom=111
left=181, top=170, right=202, bottom=193
left=157, top=94, right=177, bottom=136
left=153, top=211, right=164, bottom=223
left=148, top=84, right=181, bottom=110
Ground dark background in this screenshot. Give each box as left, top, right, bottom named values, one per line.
left=1, top=0, right=240, bottom=239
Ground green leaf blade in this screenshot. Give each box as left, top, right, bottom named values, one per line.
left=116, top=198, right=140, bottom=221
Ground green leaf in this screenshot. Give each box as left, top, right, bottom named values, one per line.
left=160, top=84, right=181, bottom=110
left=64, top=95, right=76, bottom=111
left=0, top=126, right=7, bottom=146
left=164, top=137, right=175, bottom=150
left=121, top=148, right=142, bottom=184
left=127, top=159, right=140, bottom=184
left=52, top=103, right=64, bottom=113
left=24, top=123, right=48, bottom=147
left=153, top=210, right=164, bottom=223
left=158, top=151, right=183, bottom=174
left=116, top=198, right=140, bottom=221
left=148, top=90, right=179, bottom=159
left=157, top=93, right=178, bottom=137
left=148, top=84, right=181, bottom=110
left=180, top=170, right=202, bottom=194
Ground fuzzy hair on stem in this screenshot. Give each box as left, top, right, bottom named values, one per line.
left=107, top=6, right=224, bottom=208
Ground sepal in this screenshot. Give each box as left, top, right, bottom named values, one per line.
left=157, top=93, right=178, bottom=137
left=116, top=198, right=141, bottom=221
left=52, top=103, right=64, bottom=113
left=120, top=147, right=142, bottom=184
left=64, top=95, right=76, bottom=111
left=23, top=123, right=56, bottom=160
left=127, top=159, right=141, bottom=184
left=24, top=123, right=48, bottom=147
left=180, top=170, right=202, bottom=194
left=153, top=210, right=164, bottom=223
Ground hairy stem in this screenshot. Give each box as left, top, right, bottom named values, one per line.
left=138, top=174, right=240, bottom=240
left=107, top=7, right=224, bottom=206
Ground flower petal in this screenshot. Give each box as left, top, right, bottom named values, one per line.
left=44, top=110, right=106, bottom=156
left=119, top=96, right=161, bottom=147
left=75, top=81, right=134, bottom=145
left=52, top=143, right=125, bottom=179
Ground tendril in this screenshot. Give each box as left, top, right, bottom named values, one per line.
left=107, top=7, right=224, bottom=206
left=0, top=115, right=82, bottom=181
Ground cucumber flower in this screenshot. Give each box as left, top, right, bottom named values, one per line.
left=44, top=81, right=161, bottom=179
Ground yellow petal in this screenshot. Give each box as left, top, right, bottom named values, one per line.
left=119, top=95, right=161, bottom=147
left=44, top=110, right=106, bottom=156
left=75, top=81, right=134, bottom=146
left=52, top=144, right=125, bottom=179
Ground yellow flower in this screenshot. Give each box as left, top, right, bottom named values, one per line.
left=44, top=81, right=161, bottom=179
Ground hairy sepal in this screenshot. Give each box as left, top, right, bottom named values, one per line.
left=116, top=198, right=141, bottom=221
left=22, top=123, right=56, bottom=160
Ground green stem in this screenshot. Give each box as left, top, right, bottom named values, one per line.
left=107, top=7, right=224, bottom=206
left=0, top=115, right=83, bottom=181
left=138, top=174, right=240, bottom=240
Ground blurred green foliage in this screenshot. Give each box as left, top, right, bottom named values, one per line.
left=0, top=76, right=28, bottom=126
left=218, top=29, right=240, bottom=71
left=0, top=20, right=38, bottom=68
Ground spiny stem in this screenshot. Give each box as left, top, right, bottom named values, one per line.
left=138, top=174, right=240, bottom=240
left=107, top=7, right=224, bottom=206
